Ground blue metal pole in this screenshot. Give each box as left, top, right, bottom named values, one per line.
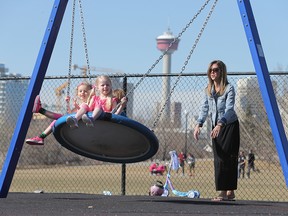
left=237, top=0, right=288, bottom=187
left=0, top=0, right=69, bottom=198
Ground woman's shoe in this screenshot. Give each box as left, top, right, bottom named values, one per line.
left=211, top=191, right=227, bottom=201
left=227, top=191, right=235, bottom=200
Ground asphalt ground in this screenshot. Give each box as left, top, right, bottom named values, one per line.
left=0, top=193, right=287, bottom=216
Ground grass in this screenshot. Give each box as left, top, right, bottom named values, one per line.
left=8, top=159, right=288, bottom=201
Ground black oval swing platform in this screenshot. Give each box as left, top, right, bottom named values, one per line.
left=53, top=112, right=159, bottom=163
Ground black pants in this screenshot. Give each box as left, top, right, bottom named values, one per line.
left=212, top=120, right=240, bottom=191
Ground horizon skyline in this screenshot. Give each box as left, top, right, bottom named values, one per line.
left=1, top=1, right=288, bottom=77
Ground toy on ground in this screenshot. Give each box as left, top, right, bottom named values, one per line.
left=149, top=180, right=164, bottom=196
left=161, top=150, right=200, bottom=198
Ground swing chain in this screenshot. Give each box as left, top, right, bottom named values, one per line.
left=124, top=0, right=212, bottom=100
left=151, top=0, right=219, bottom=130
left=78, top=0, right=92, bottom=84
left=67, top=0, right=91, bottom=113
left=67, top=0, right=76, bottom=113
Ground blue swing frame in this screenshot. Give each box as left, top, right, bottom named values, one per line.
left=0, top=0, right=287, bottom=198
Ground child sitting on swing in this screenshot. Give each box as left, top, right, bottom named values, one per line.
left=112, top=88, right=128, bottom=117
left=26, top=82, right=93, bottom=145
left=66, top=75, right=127, bottom=128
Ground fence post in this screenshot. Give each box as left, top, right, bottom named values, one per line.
left=121, top=76, right=128, bottom=195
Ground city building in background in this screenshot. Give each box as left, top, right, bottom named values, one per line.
left=170, top=102, right=181, bottom=128
left=0, top=63, right=28, bottom=125
left=236, top=76, right=277, bottom=121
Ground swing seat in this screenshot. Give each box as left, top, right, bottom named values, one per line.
left=53, top=112, right=159, bottom=163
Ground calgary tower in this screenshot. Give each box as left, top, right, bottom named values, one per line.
left=156, top=28, right=180, bottom=123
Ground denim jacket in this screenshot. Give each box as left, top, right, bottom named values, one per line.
left=196, top=83, right=238, bottom=127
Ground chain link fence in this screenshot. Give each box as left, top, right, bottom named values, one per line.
left=0, top=72, right=287, bottom=201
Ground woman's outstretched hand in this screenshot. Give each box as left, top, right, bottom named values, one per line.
left=193, top=125, right=201, bottom=141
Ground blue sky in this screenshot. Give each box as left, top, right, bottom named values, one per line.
left=1, top=0, right=287, bottom=76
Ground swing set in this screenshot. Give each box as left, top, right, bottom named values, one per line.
left=0, top=0, right=287, bottom=198
left=52, top=0, right=218, bottom=163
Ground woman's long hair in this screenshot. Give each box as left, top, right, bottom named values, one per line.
left=206, top=60, right=229, bottom=96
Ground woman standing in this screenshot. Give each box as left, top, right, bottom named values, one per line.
left=193, top=60, right=240, bottom=201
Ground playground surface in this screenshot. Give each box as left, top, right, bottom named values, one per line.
left=0, top=193, right=287, bottom=216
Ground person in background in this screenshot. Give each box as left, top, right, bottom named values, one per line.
left=149, top=162, right=166, bottom=175
left=149, top=162, right=159, bottom=175
left=187, top=153, right=196, bottom=177
left=193, top=60, right=240, bottom=201
left=176, top=151, right=186, bottom=176
left=156, top=164, right=166, bottom=175
left=246, top=149, right=255, bottom=178
left=238, top=151, right=246, bottom=179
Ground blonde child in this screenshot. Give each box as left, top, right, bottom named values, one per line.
left=113, top=88, right=125, bottom=102
left=67, top=75, right=118, bottom=127
left=26, top=82, right=92, bottom=145
left=112, top=88, right=128, bottom=116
